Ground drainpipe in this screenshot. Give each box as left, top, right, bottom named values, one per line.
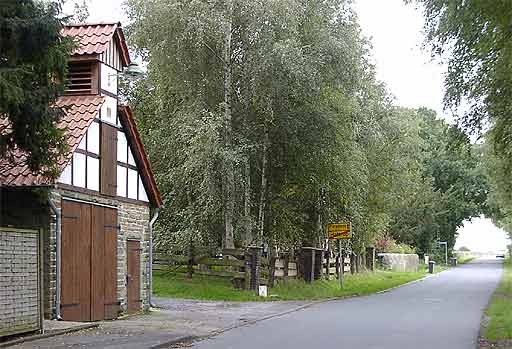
left=48, top=199, right=62, bottom=320
left=148, top=208, right=160, bottom=307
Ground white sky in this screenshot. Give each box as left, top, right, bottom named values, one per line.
left=355, top=0, right=446, bottom=118
left=70, top=0, right=511, bottom=252
left=455, top=216, right=510, bottom=253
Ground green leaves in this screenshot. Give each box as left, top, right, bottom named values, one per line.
left=126, top=0, right=490, bottom=253
left=0, top=0, right=73, bottom=176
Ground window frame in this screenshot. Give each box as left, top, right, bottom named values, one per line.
left=61, top=120, right=101, bottom=190
left=116, top=128, right=148, bottom=202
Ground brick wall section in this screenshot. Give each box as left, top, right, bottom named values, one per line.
left=0, top=229, right=41, bottom=337
left=47, top=188, right=150, bottom=318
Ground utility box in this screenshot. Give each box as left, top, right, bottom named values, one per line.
left=428, top=261, right=436, bottom=274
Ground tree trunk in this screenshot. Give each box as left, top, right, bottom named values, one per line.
left=316, top=189, right=323, bottom=247
left=257, top=113, right=270, bottom=243
left=222, top=0, right=235, bottom=249
left=243, top=157, right=252, bottom=245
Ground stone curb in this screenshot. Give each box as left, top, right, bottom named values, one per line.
left=0, top=323, right=98, bottom=348
left=149, top=335, right=199, bottom=349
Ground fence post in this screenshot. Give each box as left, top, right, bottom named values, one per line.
left=366, top=247, right=375, bottom=271
left=283, top=254, right=289, bottom=279
left=268, top=252, right=277, bottom=288
left=300, top=247, right=313, bottom=283
left=350, top=252, right=355, bottom=274
left=310, top=249, right=316, bottom=282
left=244, top=249, right=251, bottom=290
left=247, top=246, right=263, bottom=291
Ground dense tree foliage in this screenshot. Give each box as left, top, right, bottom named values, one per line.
left=125, top=0, right=488, bottom=256
left=412, top=0, right=512, bottom=241
left=0, top=0, right=73, bottom=176
left=412, top=0, right=512, bottom=153
left=389, top=108, right=488, bottom=254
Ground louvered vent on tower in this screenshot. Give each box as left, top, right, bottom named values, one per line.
left=65, top=62, right=98, bottom=95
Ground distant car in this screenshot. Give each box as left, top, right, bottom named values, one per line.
left=496, top=254, right=505, bottom=258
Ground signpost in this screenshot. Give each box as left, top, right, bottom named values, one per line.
left=438, top=241, right=448, bottom=266
left=327, top=223, right=352, bottom=240
left=327, top=223, right=352, bottom=289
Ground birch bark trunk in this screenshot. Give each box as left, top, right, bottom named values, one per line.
left=257, top=113, right=270, bottom=243
left=223, top=0, right=235, bottom=249
left=244, top=157, right=252, bottom=245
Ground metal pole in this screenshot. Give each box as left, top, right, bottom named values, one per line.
left=48, top=198, right=62, bottom=320
left=339, top=239, right=344, bottom=289
left=445, top=244, right=448, bottom=266
left=148, top=208, right=160, bottom=307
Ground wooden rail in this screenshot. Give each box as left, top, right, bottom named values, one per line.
left=153, top=248, right=357, bottom=290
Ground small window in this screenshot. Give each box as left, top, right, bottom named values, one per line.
left=117, top=131, right=127, bottom=163
left=72, top=153, right=86, bottom=188
left=138, top=175, right=148, bottom=202
left=127, top=169, right=138, bottom=199
left=87, top=157, right=100, bottom=191
left=117, top=165, right=127, bottom=197
left=87, top=122, right=100, bottom=154
left=58, top=163, right=72, bottom=185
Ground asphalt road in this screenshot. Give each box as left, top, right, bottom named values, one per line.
left=193, top=258, right=503, bottom=349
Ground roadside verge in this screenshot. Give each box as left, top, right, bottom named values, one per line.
left=478, top=258, right=511, bottom=349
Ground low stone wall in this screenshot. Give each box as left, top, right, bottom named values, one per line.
left=0, top=228, right=41, bottom=337
left=377, top=253, right=419, bottom=272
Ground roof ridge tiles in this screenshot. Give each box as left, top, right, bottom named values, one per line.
left=66, top=22, right=120, bottom=27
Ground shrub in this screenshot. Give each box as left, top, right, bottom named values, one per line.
left=376, top=236, right=416, bottom=254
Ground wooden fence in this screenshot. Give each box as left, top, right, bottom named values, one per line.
left=153, top=246, right=367, bottom=290
left=153, top=248, right=247, bottom=282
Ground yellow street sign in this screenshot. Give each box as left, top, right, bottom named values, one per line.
left=327, top=223, right=351, bottom=240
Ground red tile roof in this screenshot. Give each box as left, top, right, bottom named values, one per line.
left=62, top=22, right=131, bottom=67
left=0, top=96, right=105, bottom=186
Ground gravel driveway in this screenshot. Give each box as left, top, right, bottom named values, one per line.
left=9, top=298, right=309, bottom=348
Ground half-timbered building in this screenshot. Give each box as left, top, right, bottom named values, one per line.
left=0, top=22, right=161, bottom=336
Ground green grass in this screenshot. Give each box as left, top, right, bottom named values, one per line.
left=457, top=255, right=476, bottom=265
left=484, top=259, right=512, bottom=343
left=153, top=266, right=438, bottom=301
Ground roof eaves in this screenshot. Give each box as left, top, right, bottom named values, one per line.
left=118, top=105, right=162, bottom=207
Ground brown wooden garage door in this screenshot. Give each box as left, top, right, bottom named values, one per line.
left=61, top=199, right=118, bottom=321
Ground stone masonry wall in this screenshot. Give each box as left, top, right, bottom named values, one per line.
left=0, top=228, right=41, bottom=337
left=377, top=253, right=419, bottom=272
left=47, top=188, right=150, bottom=318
